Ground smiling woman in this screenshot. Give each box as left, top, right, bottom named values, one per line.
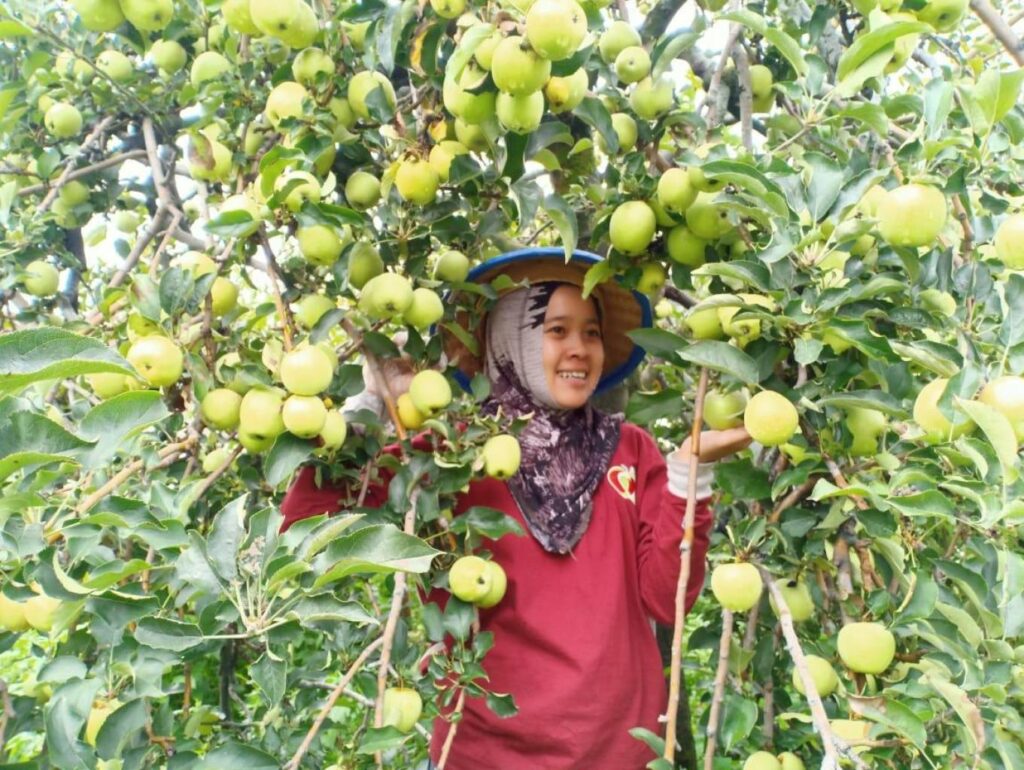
left=280, top=249, right=753, bottom=770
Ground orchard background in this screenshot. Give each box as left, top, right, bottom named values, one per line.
left=2, top=0, right=1024, bottom=767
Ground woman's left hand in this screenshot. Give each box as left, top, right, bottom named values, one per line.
left=673, top=427, right=753, bottom=463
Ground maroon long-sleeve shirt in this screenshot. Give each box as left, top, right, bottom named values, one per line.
left=280, top=422, right=713, bottom=770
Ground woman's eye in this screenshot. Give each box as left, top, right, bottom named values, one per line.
left=547, top=325, right=565, bottom=335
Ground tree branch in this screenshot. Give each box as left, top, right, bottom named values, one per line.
left=36, top=117, right=115, bottom=215
left=436, top=687, right=467, bottom=770
left=970, top=0, right=1024, bottom=65
left=702, top=609, right=734, bottom=770
left=17, top=150, right=148, bottom=197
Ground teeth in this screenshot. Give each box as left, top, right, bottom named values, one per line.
left=559, top=372, right=586, bottom=379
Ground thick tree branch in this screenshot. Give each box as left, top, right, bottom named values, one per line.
left=702, top=609, right=734, bottom=770
left=970, top=0, right=1024, bottom=65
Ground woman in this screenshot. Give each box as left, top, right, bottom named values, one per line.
left=280, top=249, right=751, bottom=769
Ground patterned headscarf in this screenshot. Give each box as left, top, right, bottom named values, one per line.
left=484, top=283, right=623, bottom=554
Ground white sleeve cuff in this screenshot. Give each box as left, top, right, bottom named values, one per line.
left=342, top=390, right=385, bottom=421
left=666, top=453, right=716, bottom=500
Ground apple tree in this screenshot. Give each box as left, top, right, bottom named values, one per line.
left=1, top=0, right=1024, bottom=768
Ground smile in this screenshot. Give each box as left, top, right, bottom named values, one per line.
left=558, top=371, right=588, bottom=380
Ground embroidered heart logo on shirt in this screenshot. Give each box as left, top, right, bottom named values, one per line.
left=606, top=464, right=637, bottom=503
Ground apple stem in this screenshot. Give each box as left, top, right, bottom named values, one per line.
left=285, top=635, right=385, bottom=770
left=662, top=367, right=708, bottom=763
left=701, top=607, right=733, bottom=770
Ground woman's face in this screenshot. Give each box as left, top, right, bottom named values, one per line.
left=542, top=285, right=605, bottom=409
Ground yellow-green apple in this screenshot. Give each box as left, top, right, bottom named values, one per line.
left=347, top=242, right=384, bottom=289
left=430, top=0, right=466, bottom=16
left=382, top=687, right=423, bottom=733
left=829, top=719, right=871, bottom=745
left=845, top=406, right=887, bottom=456
left=293, top=295, right=335, bottom=329
left=599, top=20, right=640, bottom=63
left=476, top=561, right=508, bottom=608
left=86, top=373, right=130, bottom=399
left=474, top=29, right=503, bottom=69
left=347, top=70, right=397, bottom=120
left=688, top=167, right=727, bottom=193
left=837, top=622, right=896, bottom=674
left=916, top=0, right=969, bottom=31
left=496, top=91, right=544, bottom=134
left=597, top=112, right=638, bottom=153
left=919, top=288, right=957, bottom=317
left=666, top=226, right=707, bottom=267
left=292, top=47, right=333, bottom=84
left=280, top=346, right=334, bottom=395
left=202, top=447, right=235, bottom=473
left=526, top=0, right=587, bottom=61
left=792, top=655, right=838, bottom=697
left=127, top=336, right=184, bottom=387
left=685, top=194, right=732, bottom=240
left=743, top=752, right=781, bottom=770
left=717, top=293, right=773, bottom=345
left=45, top=103, right=82, bottom=139
left=72, top=0, right=125, bottom=31
left=615, top=46, right=651, bottom=84
left=609, top=201, right=656, bottom=256
left=684, top=307, right=723, bottom=339
left=298, top=225, right=347, bottom=266
left=404, top=288, right=445, bottom=329
left=778, top=753, right=805, bottom=770
left=703, top=389, right=746, bottom=430
left=250, top=0, right=302, bottom=38
left=222, top=0, right=260, bottom=34
left=239, top=386, right=286, bottom=441
left=316, top=410, right=348, bottom=452
left=275, top=171, right=321, bottom=212
left=282, top=395, right=328, bottom=437
left=265, top=81, right=308, bottom=127
left=361, top=273, right=415, bottom=319
left=85, top=698, right=122, bottom=746
left=191, top=51, right=230, bottom=87
left=482, top=434, right=522, bottom=479
left=96, top=50, right=133, bottom=82
left=210, top=277, right=238, bottom=316
left=544, top=68, right=588, bottom=113
left=449, top=555, right=493, bottom=602
left=112, top=210, right=142, bottom=232
left=876, top=184, right=947, bottom=248
left=23, top=260, right=59, bottom=296
left=121, top=0, right=173, bottom=31
left=428, top=140, right=468, bottom=182
left=434, top=249, right=470, bottom=282
left=913, top=377, right=974, bottom=441
left=395, top=157, right=440, bottom=205
left=0, top=593, right=28, bottom=632
left=408, top=370, right=452, bottom=416
left=711, top=562, right=763, bottom=611
left=629, top=75, right=674, bottom=119
left=744, top=390, right=798, bottom=446
left=995, top=214, right=1024, bottom=269
left=657, top=168, right=698, bottom=214
left=187, top=134, right=232, bottom=182
left=769, top=577, right=814, bottom=622
left=149, top=39, right=187, bottom=74
left=345, top=171, right=381, bottom=210
left=454, top=118, right=488, bottom=151
left=201, top=388, right=243, bottom=430
left=397, top=393, right=426, bottom=430
left=749, top=64, right=773, bottom=99
left=491, top=36, right=552, bottom=95
left=24, top=594, right=61, bottom=632
left=276, top=0, right=318, bottom=48
left=637, top=263, right=666, bottom=295
left=979, top=375, right=1024, bottom=440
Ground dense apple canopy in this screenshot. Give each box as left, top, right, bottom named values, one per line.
left=1, top=0, right=1024, bottom=768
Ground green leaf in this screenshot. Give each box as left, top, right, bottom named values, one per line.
left=264, top=433, right=314, bottom=488
left=205, top=209, right=260, bottom=238
left=77, top=391, right=170, bottom=469
left=0, top=328, right=130, bottom=394
left=573, top=97, right=617, bottom=155
left=817, top=390, right=908, bottom=418
left=541, top=194, right=578, bottom=262
left=897, top=572, right=937, bottom=623
left=889, top=340, right=962, bottom=378
left=719, top=693, right=758, bottom=751
left=700, top=160, right=790, bottom=218
left=207, top=495, right=249, bottom=583
left=444, top=22, right=493, bottom=84
left=885, top=490, right=955, bottom=520
left=849, top=697, right=927, bottom=749
left=626, top=389, right=684, bottom=424
left=196, top=742, right=280, bottom=770
left=449, top=506, right=525, bottom=539
left=297, top=514, right=365, bottom=560
left=804, top=152, right=845, bottom=222
left=718, top=9, right=767, bottom=35
left=836, top=20, right=929, bottom=83
left=290, top=595, right=378, bottom=626
left=834, top=102, right=889, bottom=136
left=957, top=399, right=1019, bottom=483
left=935, top=601, right=983, bottom=650
left=652, top=30, right=701, bottom=79
left=763, top=27, right=809, bottom=77
left=0, top=411, right=93, bottom=481
left=678, top=341, right=760, bottom=384
left=134, top=617, right=205, bottom=651
left=582, top=260, right=615, bottom=300
left=312, top=524, right=441, bottom=587
left=96, top=699, right=147, bottom=761
left=918, top=667, right=985, bottom=754
left=356, top=726, right=412, bottom=754
left=628, top=327, right=688, bottom=360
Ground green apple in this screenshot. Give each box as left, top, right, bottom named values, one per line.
left=744, top=390, right=798, bottom=446
left=282, top=394, right=328, bottom=437
left=275, top=171, right=321, bottom=212
left=615, top=46, right=651, bottom=84
left=448, top=555, right=493, bottom=602
left=121, top=0, right=173, bottom=31
left=72, top=0, right=125, bottom=31
left=341, top=20, right=370, bottom=50
left=210, top=277, right=238, bottom=316
left=718, top=293, right=772, bottom=345
left=381, top=687, right=423, bottom=733
left=496, top=90, right=544, bottom=134
left=629, top=75, right=674, bottom=119
left=191, top=51, right=230, bottom=88
left=688, top=167, right=727, bottom=193
left=919, top=288, right=957, bottom=317
left=491, top=36, right=552, bottom=96
left=397, top=393, right=426, bottom=430
left=703, top=389, right=746, bottom=430
left=666, top=226, right=707, bottom=267
left=748, top=64, right=773, bottom=98
left=428, top=140, right=468, bottom=181
left=128, top=336, right=184, bottom=387
left=743, top=752, right=781, bottom=770
left=0, top=593, right=29, bottom=632
left=201, top=388, right=243, bottom=430
left=637, top=262, right=666, bottom=295
left=277, top=1, right=319, bottom=48
left=85, top=698, right=121, bottom=746
left=916, top=0, right=968, bottom=31
left=202, top=447, right=235, bottom=473
left=845, top=406, right=887, bottom=457
left=97, top=50, right=133, bottom=82
left=344, top=170, right=381, bottom=210
left=837, top=622, right=896, bottom=674
left=434, top=249, right=470, bottom=282
left=239, top=430, right=275, bottom=453
left=292, top=47, right=334, bottom=85
left=297, top=224, right=347, bottom=266
left=482, top=434, right=521, bottom=479
left=23, top=260, right=59, bottom=296
left=250, top=0, right=301, bottom=38
left=876, top=184, right=946, bottom=248
left=778, top=753, right=805, bottom=770
left=239, top=386, right=286, bottom=440
left=454, top=118, right=488, bottom=151
left=477, top=561, right=508, bottom=608
left=44, top=103, right=82, bottom=139
left=409, top=370, right=452, bottom=416
left=525, top=0, right=587, bottom=61
left=280, top=346, right=334, bottom=396
left=149, top=39, right=187, bottom=74
left=265, top=81, right=308, bottom=127
left=684, top=307, right=723, bottom=339
left=347, top=70, right=397, bottom=120
left=544, top=68, right=588, bottom=113
left=769, top=578, right=814, bottom=622
left=980, top=375, right=1024, bottom=440
left=404, top=288, right=445, bottom=329
left=86, top=373, right=130, bottom=399
left=24, top=594, right=61, bottom=632
left=830, top=719, right=871, bottom=744
left=711, top=562, right=763, bottom=611
left=792, top=655, right=838, bottom=697
left=317, top=410, right=348, bottom=452
left=994, top=214, right=1024, bottom=269
left=395, top=157, right=440, bottom=205
left=112, top=210, right=141, bottom=233
left=59, top=181, right=89, bottom=208
left=430, top=0, right=466, bottom=18
left=609, top=201, right=656, bottom=256
left=361, top=272, right=414, bottom=319
left=913, top=377, right=974, bottom=441
left=347, top=242, right=384, bottom=289
left=474, top=29, right=503, bottom=70
left=222, top=0, right=260, bottom=34
left=187, top=134, right=233, bottom=182
left=599, top=20, right=640, bottom=63
left=685, top=194, right=732, bottom=240
left=657, top=168, right=698, bottom=214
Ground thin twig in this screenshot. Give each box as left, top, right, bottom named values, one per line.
left=258, top=230, right=298, bottom=351
left=663, top=367, right=709, bottom=764
left=768, top=477, right=818, bottom=524
left=970, top=0, right=1024, bottom=65
left=436, top=687, right=467, bottom=770
left=285, top=636, right=385, bottom=770
left=75, top=439, right=195, bottom=515
left=36, top=117, right=115, bottom=215
left=702, top=609, right=734, bottom=770
left=17, top=150, right=148, bottom=197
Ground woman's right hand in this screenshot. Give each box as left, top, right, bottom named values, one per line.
left=363, top=356, right=416, bottom=400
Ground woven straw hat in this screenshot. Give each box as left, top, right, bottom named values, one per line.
left=444, top=247, right=652, bottom=394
